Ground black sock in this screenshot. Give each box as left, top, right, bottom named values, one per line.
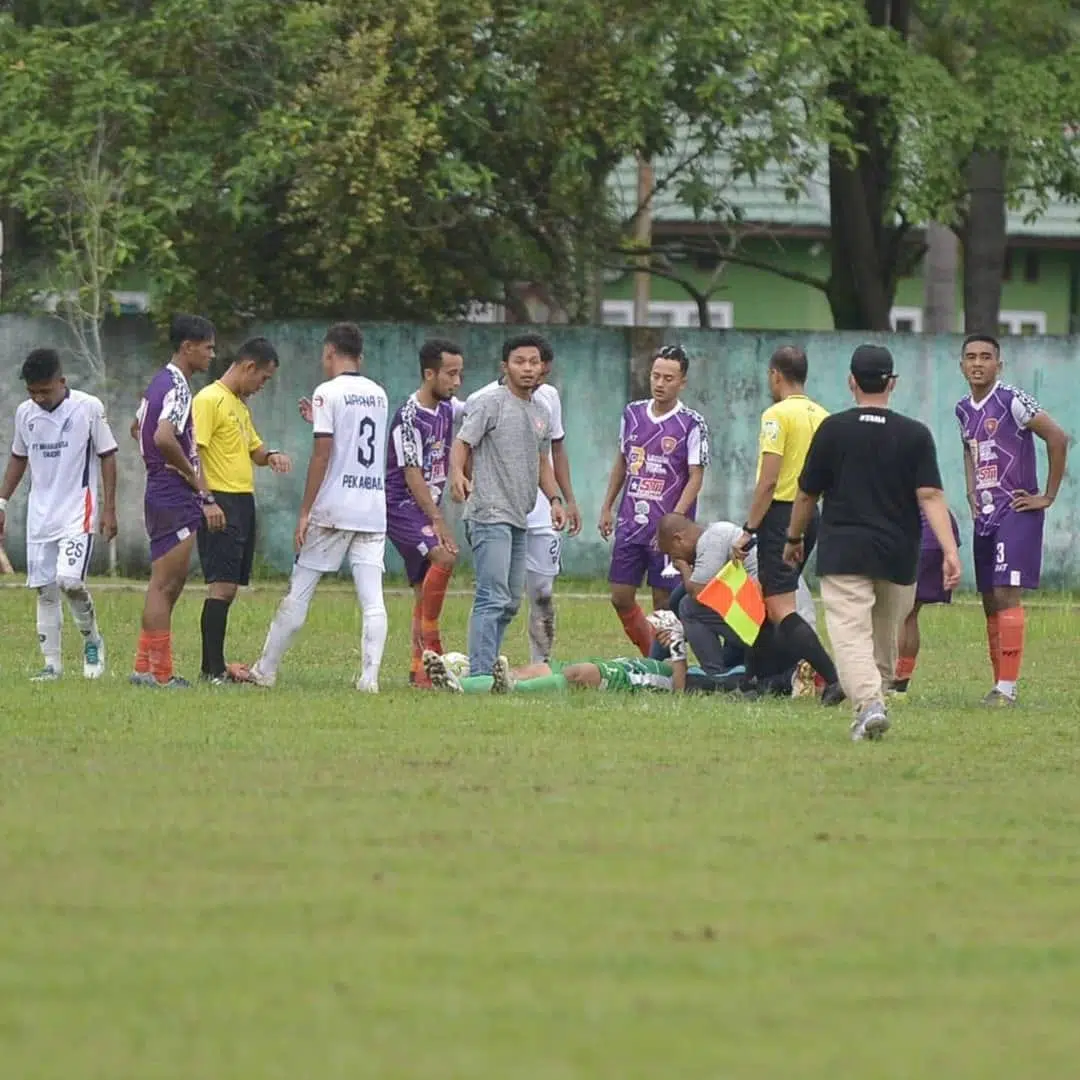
left=778, top=613, right=839, bottom=685
left=200, top=598, right=231, bottom=677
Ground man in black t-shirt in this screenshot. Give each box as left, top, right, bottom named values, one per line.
left=783, top=345, right=962, bottom=741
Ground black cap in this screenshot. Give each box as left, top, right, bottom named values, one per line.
left=850, top=344, right=894, bottom=389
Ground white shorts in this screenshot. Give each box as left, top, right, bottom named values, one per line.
left=26, top=533, right=94, bottom=589
left=526, top=529, right=562, bottom=578
left=296, top=525, right=386, bottom=574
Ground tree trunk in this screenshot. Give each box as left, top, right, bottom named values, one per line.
left=923, top=221, right=958, bottom=333
left=960, top=149, right=1007, bottom=334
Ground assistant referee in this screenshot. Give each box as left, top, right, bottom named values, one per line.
left=193, top=337, right=291, bottom=682
left=734, top=344, right=843, bottom=704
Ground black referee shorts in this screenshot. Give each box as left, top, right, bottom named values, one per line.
left=757, top=500, right=818, bottom=598
left=197, top=492, right=256, bottom=586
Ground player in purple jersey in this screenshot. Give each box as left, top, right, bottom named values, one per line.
left=386, top=339, right=465, bottom=686
left=956, top=333, right=1068, bottom=706
left=599, top=345, right=709, bottom=655
left=892, top=509, right=961, bottom=695
left=130, top=314, right=225, bottom=688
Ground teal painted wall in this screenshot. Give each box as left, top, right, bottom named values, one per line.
left=1, top=316, right=1077, bottom=586
left=606, top=239, right=1075, bottom=333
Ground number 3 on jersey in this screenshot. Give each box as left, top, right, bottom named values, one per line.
left=356, top=416, right=377, bottom=468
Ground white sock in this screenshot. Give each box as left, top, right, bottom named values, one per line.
left=36, top=583, right=62, bottom=671
left=256, top=564, right=321, bottom=679
left=995, top=679, right=1017, bottom=699
left=351, top=561, right=387, bottom=685
left=61, top=584, right=100, bottom=642
left=526, top=571, right=556, bottom=663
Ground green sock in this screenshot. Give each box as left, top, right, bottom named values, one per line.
left=513, top=673, right=569, bottom=693
left=459, top=675, right=494, bottom=693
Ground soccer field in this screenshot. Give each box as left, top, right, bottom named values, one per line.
left=2, top=583, right=1079, bottom=1078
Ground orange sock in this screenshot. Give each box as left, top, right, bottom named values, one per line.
left=409, top=601, right=425, bottom=684
left=134, top=630, right=152, bottom=674
left=147, top=630, right=173, bottom=684
left=997, top=607, right=1025, bottom=683
left=895, top=656, right=916, bottom=681
left=420, top=563, right=452, bottom=653
left=986, top=612, right=1001, bottom=682
left=618, top=604, right=654, bottom=656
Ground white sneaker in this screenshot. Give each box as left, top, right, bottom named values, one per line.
left=423, top=650, right=462, bottom=692
left=491, top=655, right=515, bottom=694
left=850, top=702, right=890, bottom=742
left=30, top=665, right=61, bottom=682
left=354, top=676, right=379, bottom=693
left=233, top=662, right=275, bottom=688
left=83, top=637, right=106, bottom=679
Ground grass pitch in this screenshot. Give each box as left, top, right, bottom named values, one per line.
left=2, top=581, right=1079, bottom=1079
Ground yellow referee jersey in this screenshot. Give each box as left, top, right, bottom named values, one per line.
left=756, top=394, right=829, bottom=501
left=192, top=381, right=263, bottom=493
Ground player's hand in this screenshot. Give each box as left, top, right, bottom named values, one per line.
left=100, top=508, right=118, bottom=541
left=942, top=549, right=962, bottom=592
left=164, top=463, right=200, bottom=491
left=294, top=511, right=310, bottom=553
left=598, top=507, right=614, bottom=540
left=731, top=531, right=754, bottom=563
left=129, top=418, right=139, bottom=441
left=564, top=501, right=582, bottom=537
left=298, top=398, right=313, bottom=424
left=432, top=517, right=458, bottom=556
left=450, top=472, right=472, bottom=503
left=1011, top=490, right=1053, bottom=512
left=782, top=539, right=804, bottom=568
left=267, top=452, right=292, bottom=474
left=203, top=502, right=226, bottom=532
left=550, top=501, right=567, bottom=531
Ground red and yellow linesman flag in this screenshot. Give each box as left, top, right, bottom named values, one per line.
left=697, top=560, right=767, bottom=646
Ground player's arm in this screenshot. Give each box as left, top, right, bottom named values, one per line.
left=538, top=449, right=566, bottom=530
left=99, top=452, right=119, bottom=540
left=1014, top=411, right=1068, bottom=512
left=448, top=438, right=473, bottom=502
left=671, top=657, right=688, bottom=693
left=451, top=397, right=492, bottom=502
left=961, top=436, right=977, bottom=516
left=782, top=488, right=819, bottom=568
left=598, top=449, right=627, bottom=539
left=551, top=440, right=580, bottom=536
left=739, top=453, right=782, bottom=552
left=294, top=435, right=332, bottom=551
left=918, top=488, right=962, bottom=590
left=0, top=454, right=29, bottom=541
left=673, top=464, right=704, bottom=517
left=153, top=417, right=200, bottom=489
left=674, top=418, right=708, bottom=517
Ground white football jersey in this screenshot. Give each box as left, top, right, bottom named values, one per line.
left=309, top=373, right=389, bottom=533
left=468, top=379, right=564, bottom=531
left=11, top=389, right=119, bottom=543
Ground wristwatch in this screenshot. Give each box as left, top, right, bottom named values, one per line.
left=550, top=495, right=564, bottom=505
left=200, top=492, right=217, bottom=506
left=742, top=522, right=757, bottom=535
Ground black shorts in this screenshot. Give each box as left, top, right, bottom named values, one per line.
left=197, top=492, right=256, bottom=585
left=757, top=500, right=818, bottom=598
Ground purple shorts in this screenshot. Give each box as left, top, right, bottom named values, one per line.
left=145, top=496, right=203, bottom=563
left=387, top=506, right=438, bottom=585
left=608, top=537, right=672, bottom=591
left=915, top=548, right=952, bottom=606
left=972, top=510, right=1044, bottom=593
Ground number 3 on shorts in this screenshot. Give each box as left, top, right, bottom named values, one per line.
left=996, top=541, right=1005, bottom=565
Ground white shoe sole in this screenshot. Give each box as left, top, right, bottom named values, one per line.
left=851, top=711, right=890, bottom=741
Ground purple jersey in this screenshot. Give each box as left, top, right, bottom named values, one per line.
left=955, top=383, right=1041, bottom=536
left=136, top=364, right=199, bottom=504
left=919, top=509, right=960, bottom=552
left=615, top=400, right=709, bottom=544
left=385, top=395, right=457, bottom=517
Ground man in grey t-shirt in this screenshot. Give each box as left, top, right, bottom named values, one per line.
left=657, top=513, right=816, bottom=684
left=449, top=335, right=566, bottom=675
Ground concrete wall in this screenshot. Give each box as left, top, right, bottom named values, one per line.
left=1, top=315, right=1077, bottom=586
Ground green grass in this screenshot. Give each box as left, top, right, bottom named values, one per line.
left=2, top=582, right=1080, bottom=1079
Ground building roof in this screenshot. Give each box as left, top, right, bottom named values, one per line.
left=610, top=154, right=1080, bottom=239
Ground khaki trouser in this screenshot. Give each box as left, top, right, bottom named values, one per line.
left=820, top=575, right=916, bottom=713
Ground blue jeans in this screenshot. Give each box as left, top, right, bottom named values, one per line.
left=466, top=521, right=527, bottom=675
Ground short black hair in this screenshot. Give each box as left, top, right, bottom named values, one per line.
left=324, top=322, right=363, bottom=359
left=234, top=337, right=279, bottom=369
left=962, top=333, right=1000, bottom=355
left=769, top=345, right=808, bottom=384
left=652, top=344, right=689, bottom=375
left=419, top=338, right=463, bottom=377
left=21, top=348, right=62, bottom=384
left=169, top=314, right=216, bottom=351
left=502, top=333, right=553, bottom=365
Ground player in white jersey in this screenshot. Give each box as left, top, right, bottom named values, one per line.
left=0, top=349, right=118, bottom=680
left=467, top=336, right=579, bottom=662
left=234, top=324, right=390, bottom=690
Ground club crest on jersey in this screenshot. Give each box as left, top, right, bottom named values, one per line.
left=421, top=525, right=436, bottom=537
left=313, top=395, right=324, bottom=408
left=660, top=436, right=677, bottom=454
left=534, top=418, right=546, bottom=434
left=984, top=417, right=999, bottom=436
left=627, top=446, right=646, bottom=475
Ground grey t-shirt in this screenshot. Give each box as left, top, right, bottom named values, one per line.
left=689, top=521, right=816, bottom=628
left=458, top=386, right=552, bottom=528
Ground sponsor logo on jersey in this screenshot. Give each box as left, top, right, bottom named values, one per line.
left=627, top=446, right=646, bottom=475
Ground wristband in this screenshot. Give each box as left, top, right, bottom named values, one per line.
left=266, top=449, right=283, bottom=458
left=786, top=535, right=803, bottom=544
left=0, top=497, right=7, bottom=512
left=550, top=495, right=564, bottom=504
left=742, top=522, right=757, bottom=535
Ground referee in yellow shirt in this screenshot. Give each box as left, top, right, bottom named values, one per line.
left=193, top=337, right=291, bottom=683
left=734, top=345, right=843, bottom=705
